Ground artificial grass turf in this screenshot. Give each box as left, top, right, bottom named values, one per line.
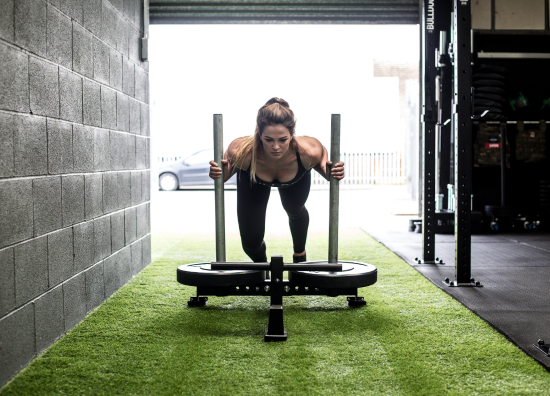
left=1, top=230, right=549, bottom=395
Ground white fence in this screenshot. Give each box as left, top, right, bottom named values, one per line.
left=157, top=151, right=406, bottom=185
left=312, top=151, right=406, bottom=185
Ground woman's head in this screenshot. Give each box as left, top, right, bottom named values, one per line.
left=255, top=97, right=296, bottom=137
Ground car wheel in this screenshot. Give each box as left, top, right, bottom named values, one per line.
left=159, top=173, right=179, bottom=191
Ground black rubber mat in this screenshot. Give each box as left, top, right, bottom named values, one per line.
left=362, top=221, right=550, bottom=369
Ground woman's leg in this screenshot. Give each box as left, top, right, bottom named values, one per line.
left=278, top=172, right=311, bottom=255
left=237, top=172, right=271, bottom=262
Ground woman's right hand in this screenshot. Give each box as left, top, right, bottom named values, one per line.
left=209, top=159, right=229, bottom=180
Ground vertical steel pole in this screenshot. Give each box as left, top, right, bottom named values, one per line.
left=420, top=0, right=437, bottom=263
left=328, top=114, right=340, bottom=264
left=453, top=0, right=473, bottom=285
left=213, top=114, right=226, bottom=262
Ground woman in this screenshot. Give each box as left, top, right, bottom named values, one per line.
left=209, top=97, right=345, bottom=264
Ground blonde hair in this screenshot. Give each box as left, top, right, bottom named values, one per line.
left=232, top=97, right=297, bottom=182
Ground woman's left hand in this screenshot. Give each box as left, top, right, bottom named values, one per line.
left=327, top=161, right=345, bottom=180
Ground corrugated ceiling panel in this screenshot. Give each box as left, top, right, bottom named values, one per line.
left=149, top=1, right=420, bottom=24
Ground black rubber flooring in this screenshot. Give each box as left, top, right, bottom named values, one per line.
left=362, top=222, right=550, bottom=370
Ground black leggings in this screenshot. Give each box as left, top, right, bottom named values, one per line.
left=237, top=171, right=311, bottom=262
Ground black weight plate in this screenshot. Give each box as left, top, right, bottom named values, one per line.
left=474, top=79, right=506, bottom=88
left=476, top=86, right=507, bottom=95
left=475, top=92, right=506, bottom=102
left=474, top=106, right=503, bottom=114
left=473, top=73, right=506, bottom=80
left=474, top=99, right=503, bottom=108
left=177, top=263, right=265, bottom=287
left=476, top=64, right=509, bottom=74
left=288, top=261, right=377, bottom=289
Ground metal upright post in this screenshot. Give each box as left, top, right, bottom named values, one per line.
left=419, top=0, right=437, bottom=263
left=328, top=114, right=340, bottom=264
left=213, top=114, right=226, bottom=262
left=445, top=0, right=480, bottom=287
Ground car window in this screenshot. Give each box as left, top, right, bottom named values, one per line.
left=185, top=149, right=213, bottom=166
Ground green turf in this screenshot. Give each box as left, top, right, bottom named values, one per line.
left=1, top=231, right=549, bottom=395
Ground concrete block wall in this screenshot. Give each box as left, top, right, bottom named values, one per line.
left=0, top=0, right=150, bottom=388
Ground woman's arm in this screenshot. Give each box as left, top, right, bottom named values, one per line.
left=209, top=137, right=246, bottom=183
left=304, top=137, right=345, bottom=181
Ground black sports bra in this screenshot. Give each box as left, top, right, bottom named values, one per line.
left=245, top=151, right=311, bottom=188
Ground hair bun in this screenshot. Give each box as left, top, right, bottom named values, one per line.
left=265, top=97, right=290, bottom=108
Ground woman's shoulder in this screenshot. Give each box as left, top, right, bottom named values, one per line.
left=227, top=136, right=253, bottom=169
left=295, top=136, right=324, bottom=167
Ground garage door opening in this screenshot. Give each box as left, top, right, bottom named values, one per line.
left=149, top=24, right=420, bottom=237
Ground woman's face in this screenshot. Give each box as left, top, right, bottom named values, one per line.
left=261, top=125, right=292, bottom=159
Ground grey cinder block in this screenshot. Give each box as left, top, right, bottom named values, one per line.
left=111, top=0, right=123, bottom=13
left=104, top=247, right=132, bottom=298
left=92, top=36, right=109, bottom=85
left=129, top=98, right=140, bottom=134
left=63, top=271, right=87, bottom=331
left=73, top=124, right=94, bottom=172
left=84, top=173, right=103, bottom=220
left=47, top=119, right=74, bottom=175
left=124, top=207, right=137, bottom=246
left=15, top=0, right=47, bottom=57
left=83, top=79, right=102, bottom=128
left=125, top=133, right=136, bottom=170
left=0, top=43, right=30, bottom=113
left=123, top=57, right=135, bottom=97
left=109, top=131, right=124, bottom=171
left=131, top=171, right=141, bottom=206
left=135, top=66, right=147, bottom=103
left=123, top=0, right=139, bottom=27
left=101, top=1, right=116, bottom=48
left=0, top=113, right=15, bottom=178
left=142, top=233, right=151, bottom=271
left=130, top=238, right=141, bottom=276
left=93, top=215, right=111, bottom=262
left=128, top=25, right=140, bottom=63
left=29, top=56, right=60, bottom=118
left=15, top=235, right=48, bottom=306
left=85, top=261, right=104, bottom=313
left=33, top=176, right=62, bottom=237
left=115, top=13, right=129, bottom=57
left=59, top=0, right=83, bottom=24
left=117, top=171, right=131, bottom=210
left=136, top=203, right=147, bottom=239
left=48, top=227, right=74, bottom=287
left=93, top=128, right=110, bottom=171
left=141, top=170, right=150, bottom=203
left=46, top=5, right=72, bottom=69
left=62, top=175, right=85, bottom=226
left=14, top=115, right=47, bottom=176
left=102, top=172, right=118, bottom=214
left=140, top=103, right=149, bottom=136
left=0, top=248, right=15, bottom=316
left=83, top=0, right=102, bottom=37
left=110, top=211, right=125, bottom=252
left=72, top=22, right=93, bottom=78
left=136, top=136, right=146, bottom=169
left=0, top=0, right=14, bottom=41
left=119, top=245, right=132, bottom=284
left=103, top=252, right=119, bottom=298
left=145, top=138, right=150, bottom=168
left=0, top=304, right=35, bottom=388
left=101, top=86, right=117, bottom=129
left=110, top=49, right=123, bottom=91
left=0, top=179, right=33, bottom=249
left=34, top=286, right=64, bottom=353
left=73, top=220, right=94, bottom=272
left=116, top=93, right=129, bottom=132
left=59, top=68, right=83, bottom=124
